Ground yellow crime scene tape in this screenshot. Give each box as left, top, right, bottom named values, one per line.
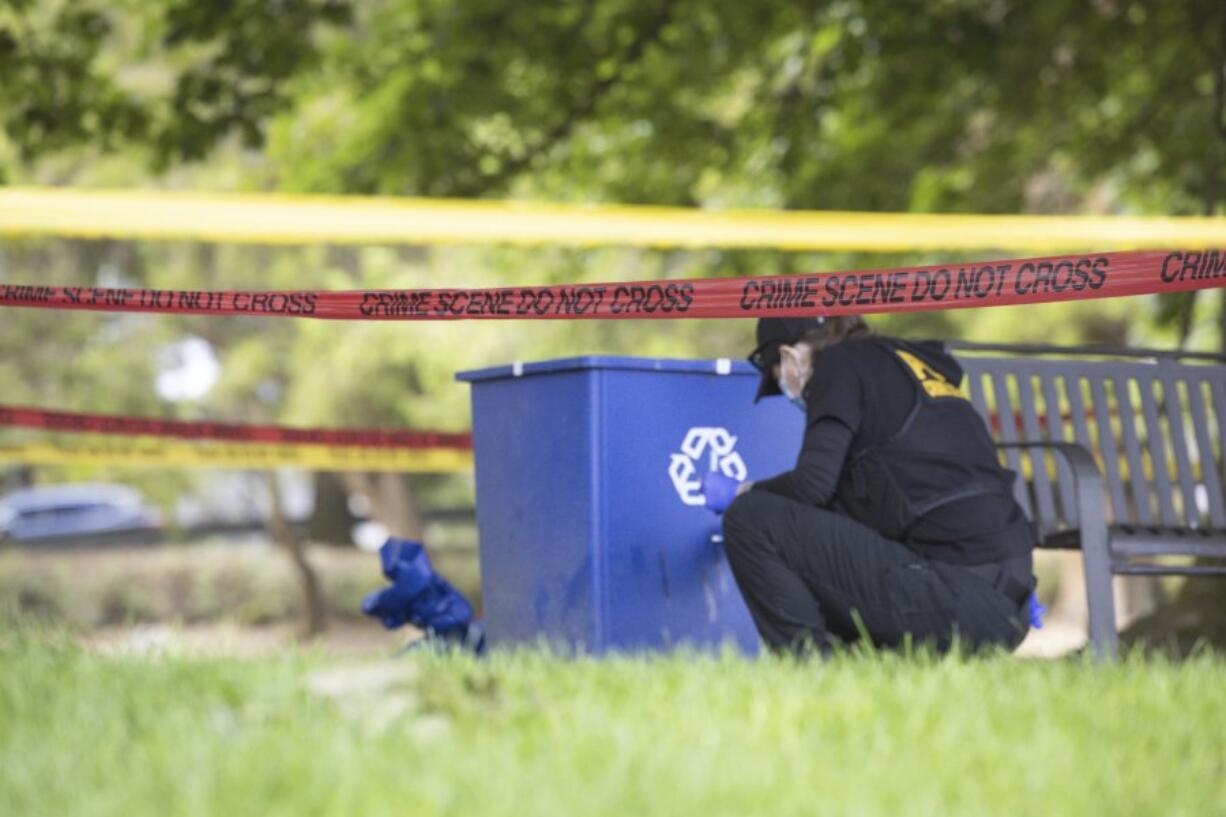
left=4, top=187, right=1226, bottom=251
left=0, top=438, right=473, bottom=473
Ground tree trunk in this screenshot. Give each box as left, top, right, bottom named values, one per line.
left=2, top=465, right=35, bottom=492
left=307, top=471, right=361, bottom=546
left=340, top=471, right=424, bottom=542
left=266, top=471, right=327, bottom=638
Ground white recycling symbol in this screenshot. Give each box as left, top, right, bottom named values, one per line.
left=668, top=426, right=748, bottom=507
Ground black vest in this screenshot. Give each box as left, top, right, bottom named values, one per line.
left=834, top=338, right=1021, bottom=543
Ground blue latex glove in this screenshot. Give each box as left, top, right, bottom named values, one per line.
left=361, top=574, right=474, bottom=633
left=409, top=576, right=475, bottom=637
left=362, top=580, right=423, bottom=629
left=1028, top=593, right=1046, bottom=630
left=701, top=471, right=742, bottom=514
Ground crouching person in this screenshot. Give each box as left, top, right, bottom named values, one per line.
left=704, top=317, right=1039, bottom=656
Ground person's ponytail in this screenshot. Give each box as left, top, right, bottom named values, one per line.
left=800, top=317, right=873, bottom=364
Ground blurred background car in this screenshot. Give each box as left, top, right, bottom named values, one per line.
left=0, top=484, right=164, bottom=547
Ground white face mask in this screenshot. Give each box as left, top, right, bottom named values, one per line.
left=777, top=346, right=811, bottom=408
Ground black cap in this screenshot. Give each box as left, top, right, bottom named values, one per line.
left=749, top=317, right=826, bottom=402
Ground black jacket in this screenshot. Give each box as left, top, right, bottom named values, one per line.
left=754, top=336, right=1034, bottom=564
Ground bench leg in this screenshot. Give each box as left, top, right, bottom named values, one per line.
left=1082, top=527, right=1118, bottom=661
left=997, top=442, right=1118, bottom=660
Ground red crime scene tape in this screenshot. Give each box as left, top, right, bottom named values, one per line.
left=0, top=405, right=472, bottom=450
left=1, top=250, right=1224, bottom=321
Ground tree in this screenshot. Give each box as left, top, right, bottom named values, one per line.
left=0, top=0, right=349, bottom=177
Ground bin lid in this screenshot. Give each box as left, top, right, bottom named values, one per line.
left=455, top=355, right=756, bottom=383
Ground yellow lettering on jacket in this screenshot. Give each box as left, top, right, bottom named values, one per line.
left=894, top=350, right=964, bottom=399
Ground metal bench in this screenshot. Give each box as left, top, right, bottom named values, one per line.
left=949, top=342, right=1226, bottom=659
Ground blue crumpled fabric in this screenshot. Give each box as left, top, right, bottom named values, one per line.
left=361, top=538, right=483, bottom=652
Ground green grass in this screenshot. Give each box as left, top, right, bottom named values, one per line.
left=1, top=633, right=1223, bottom=817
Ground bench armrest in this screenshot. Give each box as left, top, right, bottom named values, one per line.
left=996, top=441, right=1116, bottom=659
left=995, top=441, right=1105, bottom=524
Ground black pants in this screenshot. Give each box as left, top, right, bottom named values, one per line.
left=722, top=490, right=1032, bottom=655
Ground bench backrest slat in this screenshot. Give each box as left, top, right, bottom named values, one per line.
left=1066, top=373, right=1101, bottom=523
left=966, top=370, right=991, bottom=428
left=989, top=369, right=1033, bottom=517
left=1188, top=374, right=1226, bottom=527
left=1042, top=374, right=1079, bottom=525
left=954, top=349, right=1226, bottom=533
left=1211, top=378, right=1226, bottom=520
left=964, top=368, right=1032, bottom=513
left=1094, top=375, right=1140, bottom=523
left=1136, top=372, right=1180, bottom=525
left=1159, top=367, right=1200, bottom=527
left=1016, top=369, right=1060, bottom=527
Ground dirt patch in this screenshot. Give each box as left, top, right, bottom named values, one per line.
left=84, top=620, right=419, bottom=659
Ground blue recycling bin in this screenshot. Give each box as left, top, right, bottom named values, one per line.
left=456, top=356, right=803, bottom=655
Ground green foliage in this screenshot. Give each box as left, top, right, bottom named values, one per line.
left=0, top=0, right=146, bottom=173
left=150, top=0, right=352, bottom=166
left=0, top=635, right=1223, bottom=816
left=7, top=1, right=1225, bottom=214
left=251, top=0, right=1226, bottom=218
left=0, top=0, right=352, bottom=174
left=3, top=0, right=1225, bottom=509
